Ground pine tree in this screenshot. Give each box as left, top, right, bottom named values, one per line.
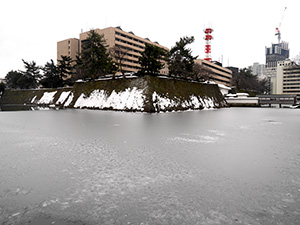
left=20, top=59, right=41, bottom=88
left=139, top=43, right=167, bottom=75
left=40, top=60, right=63, bottom=88
left=80, top=30, right=115, bottom=80
left=168, top=36, right=197, bottom=79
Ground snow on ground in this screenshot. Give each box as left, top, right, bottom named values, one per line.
left=74, top=87, right=145, bottom=110
left=56, top=91, right=71, bottom=105
left=37, top=91, right=57, bottom=104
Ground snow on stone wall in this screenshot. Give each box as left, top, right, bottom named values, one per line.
left=37, top=91, right=57, bottom=104
left=152, top=92, right=215, bottom=111
left=74, top=87, right=145, bottom=111
left=64, top=93, right=74, bottom=107
left=56, top=91, right=71, bottom=105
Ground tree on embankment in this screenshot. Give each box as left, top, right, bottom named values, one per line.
left=232, top=68, right=270, bottom=95
left=138, top=43, right=167, bottom=75
left=74, top=30, right=116, bottom=81
left=168, top=36, right=197, bottom=79
left=5, top=60, right=41, bottom=89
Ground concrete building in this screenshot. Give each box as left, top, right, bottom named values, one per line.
left=272, top=59, right=300, bottom=101
left=57, top=38, right=79, bottom=62
left=249, top=62, right=265, bottom=76
left=265, top=42, right=289, bottom=78
left=57, top=26, right=169, bottom=75
left=195, top=59, right=232, bottom=87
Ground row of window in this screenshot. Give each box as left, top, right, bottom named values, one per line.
left=283, top=86, right=300, bottom=89
left=283, top=82, right=300, bottom=86
left=283, top=72, right=300, bottom=75
left=202, top=62, right=232, bottom=76
left=115, top=37, right=144, bottom=51
left=284, top=74, right=300, bottom=77
left=120, top=57, right=139, bottom=65
left=115, top=39, right=144, bottom=54
left=115, top=31, right=146, bottom=45
left=115, top=44, right=141, bottom=59
left=284, top=79, right=300, bottom=82
left=283, top=90, right=300, bottom=93
left=209, top=71, right=232, bottom=83
left=120, top=63, right=141, bottom=70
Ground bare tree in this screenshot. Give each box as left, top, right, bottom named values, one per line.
left=293, top=52, right=300, bottom=65
left=109, top=45, right=130, bottom=79
left=193, top=63, right=212, bottom=81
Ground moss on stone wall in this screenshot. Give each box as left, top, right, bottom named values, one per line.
left=0, top=75, right=226, bottom=112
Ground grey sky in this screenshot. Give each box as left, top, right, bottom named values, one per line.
left=1, top=0, right=299, bottom=78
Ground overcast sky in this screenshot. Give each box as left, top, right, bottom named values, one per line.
left=1, top=0, right=299, bottom=78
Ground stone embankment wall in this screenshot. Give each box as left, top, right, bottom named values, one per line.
left=0, top=75, right=227, bottom=112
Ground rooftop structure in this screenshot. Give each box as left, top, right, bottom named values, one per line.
left=265, top=42, right=289, bottom=78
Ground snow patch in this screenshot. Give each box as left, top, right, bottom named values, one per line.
left=152, top=92, right=215, bottom=110
left=37, top=91, right=57, bottom=104
left=56, top=91, right=71, bottom=104
left=64, top=93, right=74, bottom=107
left=74, top=88, right=145, bottom=110
left=31, top=95, right=37, bottom=103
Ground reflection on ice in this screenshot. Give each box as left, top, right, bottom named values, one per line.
left=1, top=108, right=300, bottom=224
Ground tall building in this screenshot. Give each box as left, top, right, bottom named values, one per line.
left=249, top=62, right=265, bottom=76
left=195, top=59, right=232, bottom=87
left=57, top=38, right=79, bottom=62
left=265, top=42, right=289, bottom=78
left=57, top=26, right=169, bottom=75
left=272, top=59, right=300, bottom=101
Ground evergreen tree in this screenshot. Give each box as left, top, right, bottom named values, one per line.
left=40, top=60, right=63, bottom=88
left=20, top=59, right=41, bottom=88
left=5, top=70, right=33, bottom=89
left=0, top=82, right=5, bottom=94
left=138, top=43, right=167, bottom=75
left=5, top=70, right=23, bottom=88
left=168, top=36, right=197, bottom=79
left=80, top=30, right=115, bottom=80
left=232, top=68, right=269, bottom=94
left=57, top=55, right=73, bottom=80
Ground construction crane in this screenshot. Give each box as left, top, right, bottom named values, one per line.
left=275, top=6, right=287, bottom=43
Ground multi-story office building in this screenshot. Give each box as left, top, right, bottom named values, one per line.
left=195, top=59, right=232, bottom=87
left=272, top=59, right=300, bottom=101
left=57, top=26, right=169, bottom=75
left=265, top=42, right=289, bottom=78
left=57, top=38, right=79, bottom=62
left=249, top=62, right=265, bottom=76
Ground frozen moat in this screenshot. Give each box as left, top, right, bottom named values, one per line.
left=0, top=108, right=300, bottom=224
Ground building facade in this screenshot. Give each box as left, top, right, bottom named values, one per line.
left=57, top=27, right=169, bottom=75
left=272, top=59, right=300, bottom=101
left=57, top=38, right=79, bottom=62
left=265, top=42, right=289, bottom=78
left=195, top=59, right=232, bottom=87
left=249, top=62, right=265, bottom=76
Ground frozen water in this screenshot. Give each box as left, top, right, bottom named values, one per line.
left=0, top=108, right=300, bottom=224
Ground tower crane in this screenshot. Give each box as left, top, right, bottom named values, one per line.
left=275, top=6, right=287, bottom=43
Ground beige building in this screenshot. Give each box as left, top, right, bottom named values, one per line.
left=195, top=59, right=232, bottom=87
left=272, top=59, right=300, bottom=100
left=57, top=38, right=79, bottom=62
left=57, top=26, right=169, bottom=75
